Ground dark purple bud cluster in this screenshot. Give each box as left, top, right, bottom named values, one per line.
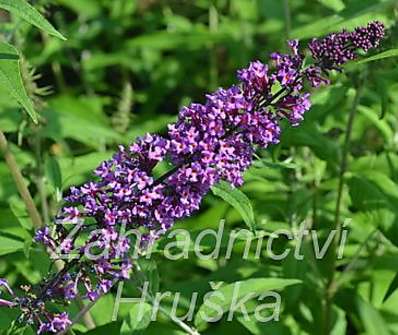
left=1, top=21, right=384, bottom=334
left=308, top=20, right=385, bottom=69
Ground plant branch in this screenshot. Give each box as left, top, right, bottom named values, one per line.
left=33, top=129, right=50, bottom=226
left=323, top=82, right=364, bottom=335
left=0, top=130, right=43, bottom=228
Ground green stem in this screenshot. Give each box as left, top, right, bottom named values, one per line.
left=33, top=128, right=50, bottom=226
left=323, top=83, right=364, bottom=334
left=0, top=130, right=43, bottom=228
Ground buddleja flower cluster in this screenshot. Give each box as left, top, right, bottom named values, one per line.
left=0, top=21, right=384, bottom=334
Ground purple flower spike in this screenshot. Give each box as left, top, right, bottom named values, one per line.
left=309, top=20, right=385, bottom=70
left=10, top=21, right=384, bottom=334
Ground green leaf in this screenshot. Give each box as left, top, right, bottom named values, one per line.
left=45, top=155, right=62, bottom=191
left=318, top=0, right=345, bottom=12
left=8, top=196, right=33, bottom=231
left=358, top=106, right=394, bottom=142
left=43, top=95, right=122, bottom=148
left=252, top=155, right=297, bottom=170
left=55, top=0, right=101, bottom=19
left=349, top=182, right=386, bottom=214
left=195, top=278, right=301, bottom=330
left=357, top=49, right=398, bottom=64
left=90, top=294, right=116, bottom=326
left=3, top=321, right=33, bottom=335
left=291, top=1, right=392, bottom=39
left=211, top=181, right=256, bottom=231
left=0, top=42, right=38, bottom=123
left=58, top=152, right=112, bottom=188
left=137, top=259, right=159, bottom=294
left=0, top=235, right=24, bottom=255
left=0, top=0, right=66, bottom=40
left=281, top=123, right=339, bottom=163
left=121, top=303, right=152, bottom=335
left=331, top=306, right=347, bottom=335
left=383, top=272, right=398, bottom=302
left=356, top=297, right=391, bottom=335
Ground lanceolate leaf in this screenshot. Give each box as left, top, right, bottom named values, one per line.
left=0, top=235, right=24, bottom=256
left=357, top=49, right=398, bottom=64
left=0, top=42, right=38, bottom=123
left=0, top=0, right=66, bottom=40
left=121, top=303, right=152, bottom=335
left=211, top=181, right=256, bottom=231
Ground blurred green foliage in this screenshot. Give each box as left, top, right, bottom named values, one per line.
left=1, top=0, right=398, bottom=334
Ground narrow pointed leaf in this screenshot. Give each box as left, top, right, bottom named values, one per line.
left=0, top=0, right=66, bottom=40
left=357, top=49, right=398, bottom=64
